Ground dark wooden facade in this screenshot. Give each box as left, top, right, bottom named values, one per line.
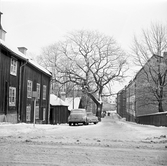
left=0, top=42, right=51, bottom=123
left=50, top=94, right=69, bottom=124
left=50, top=106, right=69, bottom=124
left=20, top=63, right=51, bottom=123
left=136, top=112, right=167, bottom=127
left=0, top=44, right=23, bottom=123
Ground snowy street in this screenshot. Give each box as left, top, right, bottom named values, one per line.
left=0, top=112, right=167, bottom=166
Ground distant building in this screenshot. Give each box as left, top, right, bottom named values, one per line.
left=117, top=53, right=167, bottom=126
left=117, top=89, right=126, bottom=118
left=0, top=12, right=52, bottom=123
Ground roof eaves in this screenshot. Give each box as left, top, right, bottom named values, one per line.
left=0, top=39, right=52, bottom=76
left=0, top=41, right=27, bottom=61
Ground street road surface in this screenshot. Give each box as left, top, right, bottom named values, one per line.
left=0, top=112, right=167, bottom=165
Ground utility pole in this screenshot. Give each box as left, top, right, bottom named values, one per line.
left=32, top=91, right=38, bottom=128
left=73, top=86, right=75, bottom=109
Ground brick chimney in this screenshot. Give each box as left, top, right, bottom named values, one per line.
left=18, top=47, right=28, bottom=55
left=0, top=12, right=7, bottom=41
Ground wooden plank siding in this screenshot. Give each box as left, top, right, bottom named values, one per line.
left=0, top=43, right=51, bottom=124
left=0, top=49, right=10, bottom=115
left=20, top=63, right=51, bottom=124
left=50, top=106, right=69, bottom=125
left=136, top=112, right=167, bottom=127
left=0, top=46, right=21, bottom=123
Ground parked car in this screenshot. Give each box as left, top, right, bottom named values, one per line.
left=86, top=112, right=98, bottom=124
left=68, top=109, right=88, bottom=126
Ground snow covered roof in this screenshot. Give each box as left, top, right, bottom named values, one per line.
left=0, top=39, right=27, bottom=60
left=50, top=94, right=69, bottom=106
left=28, top=58, right=51, bottom=76
left=65, top=97, right=81, bottom=111
left=0, top=39, right=51, bottom=76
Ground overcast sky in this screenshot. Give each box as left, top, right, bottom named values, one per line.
left=0, top=0, right=167, bottom=92
left=1, top=0, right=167, bottom=54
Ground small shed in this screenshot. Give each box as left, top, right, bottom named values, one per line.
left=50, top=94, right=69, bottom=124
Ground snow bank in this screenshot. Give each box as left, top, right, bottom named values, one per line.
left=0, top=112, right=166, bottom=144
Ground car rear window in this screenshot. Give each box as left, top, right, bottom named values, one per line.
left=71, top=109, right=85, bottom=112
left=87, top=112, right=93, bottom=116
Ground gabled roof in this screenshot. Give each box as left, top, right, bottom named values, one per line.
left=121, top=54, right=162, bottom=92
left=0, top=39, right=27, bottom=60
left=0, top=39, right=52, bottom=76
left=65, top=97, right=81, bottom=111
left=50, top=94, right=69, bottom=106
left=133, top=54, right=162, bottom=80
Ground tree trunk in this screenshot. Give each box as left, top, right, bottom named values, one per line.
left=158, top=100, right=163, bottom=112
left=158, top=86, right=164, bottom=112
left=96, top=102, right=103, bottom=121
left=86, top=92, right=103, bottom=121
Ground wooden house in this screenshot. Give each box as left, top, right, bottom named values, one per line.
left=50, top=94, right=69, bottom=124
left=0, top=12, right=52, bottom=123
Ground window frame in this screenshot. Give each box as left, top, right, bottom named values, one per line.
left=9, top=87, right=16, bottom=106
left=10, top=58, right=17, bottom=76
left=27, top=80, right=33, bottom=98
left=36, top=83, right=40, bottom=99
left=43, top=85, right=46, bottom=100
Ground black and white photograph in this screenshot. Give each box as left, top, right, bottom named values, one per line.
left=0, top=0, right=167, bottom=165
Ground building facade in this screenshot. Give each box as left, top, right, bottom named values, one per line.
left=0, top=12, right=52, bottom=123
left=117, top=53, right=167, bottom=126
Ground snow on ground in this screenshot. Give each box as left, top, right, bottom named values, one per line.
left=0, top=112, right=167, bottom=166
left=0, top=112, right=167, bottom=148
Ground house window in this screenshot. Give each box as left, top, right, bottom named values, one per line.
left=27, top=80, right=32, bottom=98
left=9, top=87, right=16, bottom=106
left=43, top=85, right=46, bottom=100
left=10, top=58, right=17, bottom=76
left=35, top=105, right=39, bottom=119
left=26, top=105, right=31, bottom=122
left=37, top=83, right=40, bottom=99
left=43, top=108, right=46, bottom=121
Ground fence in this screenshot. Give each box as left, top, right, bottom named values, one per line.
left=136, top=112, right=167, bottom=127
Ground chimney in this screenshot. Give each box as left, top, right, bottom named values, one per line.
left=0, top=12, right=7, bottom=41
left=60, top=92, right=66, bottom=101
left=18, top=47, right=28, bottom=55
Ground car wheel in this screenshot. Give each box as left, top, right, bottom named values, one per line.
left=69, top=122, right=72, bottom=126
left=94, top=122, right=97, bottom=124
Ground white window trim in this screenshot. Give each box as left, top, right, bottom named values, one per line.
left=27, top=80, right=33, bottom=98
left=9, top=87, right=16, bottom=106
left=37, top=83, right=40, bottom=99
left=10, top=58, right=17, bottom=76
left=43, top=85, right=46, bottom=100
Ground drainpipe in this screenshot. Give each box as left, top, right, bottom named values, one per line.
left=48, top=77, right=51, bottom=124
left=18, top=59, right=28, bottom=122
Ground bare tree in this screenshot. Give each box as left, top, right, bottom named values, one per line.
left=132, top=23, right=167, bottom=112
left=37, top=43, right=74, bottom=96
left=54, top=30, right=128, bottom=120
